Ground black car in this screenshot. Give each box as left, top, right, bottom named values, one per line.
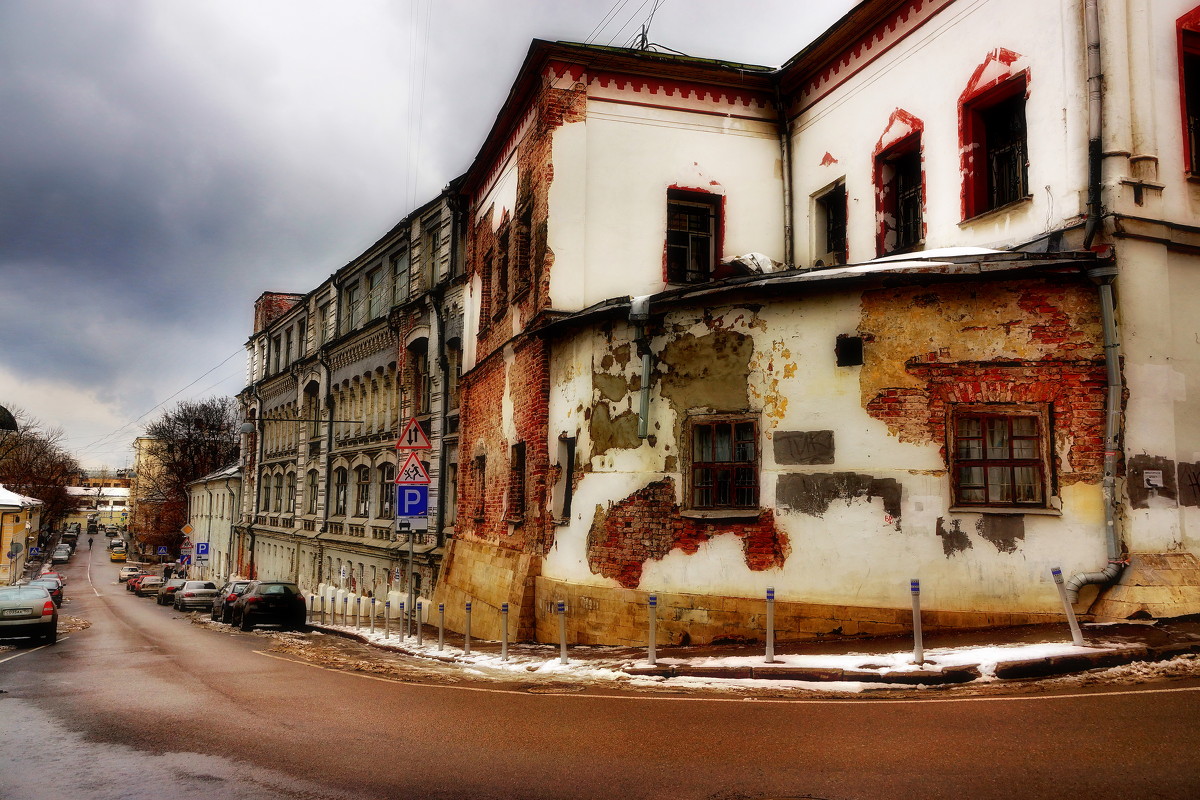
left=211, top=580, right=253, bottom=624
left=230, top=581, right=307, bottom=631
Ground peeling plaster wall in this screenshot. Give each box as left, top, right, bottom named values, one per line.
left=540, top=279, right=1110, bottom=616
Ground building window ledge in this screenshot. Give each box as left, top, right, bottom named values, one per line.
left=947, top=504, right=1062, bottom=516
left=680, top=509, right=761, bottom=520
left=959, top=195, right=1032, bottom=226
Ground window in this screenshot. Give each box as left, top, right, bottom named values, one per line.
left=446, top=339, right=462, bottom=411
left=285, top=471, right=296, bottom=513
left=687, top=416, right=759, bottom=510
left=354, top=465, right=371, bottom=517
left=814, top=182, right=847, bottom=266
left=318, top=303, right=331, bottom=345
left=408, top=340, right=430, bottom=416
left=261, top=476, right=272, bottom=513
left=508, top=442, right=526, bottom=522
left=367, top=268, right=385, bottom=318
left=1182, top=17, right=1200, bottom=173
left=514, top=205, right=532, bottom=297
left=473, top=455, right=486, bottom=521
left=391, top=249, right=410, bottom=305
left=378, top=463, right=395, bottom=518
left=420, top=218, right=440, bottom=291
left=343, top=282, right=362, bottom=332
left=877, top=138, right=923, bottom=254
left=493, top=224, right=510, bottom=316
left=297, top=319, right=307, bottom=359
left=962, top=77, right=1029, bottom=217
left=666, top=190, right=720, bottom=283
left=553, top=435, right=576, bottom=521
left=284, top=328, right=294, bottom=367
left=445, top=446, right=459, bottom=525
left=271, top=335, right=282, bottom=374
left=333, top=468, right=348, bottom=516
left=950, top=407, right=1048, bottom=508
left=306, top=470, right=319, bottom=514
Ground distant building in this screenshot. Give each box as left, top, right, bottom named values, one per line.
left=64, top=486, right=130, bottom=529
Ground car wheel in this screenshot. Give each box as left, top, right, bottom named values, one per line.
left=210, top=606, right=219, bottom=621
left=239, top=612, right=254, bottom=632
left=41, top=625, right=57, bottom=645
left=222, top=608, right=233, bottom=625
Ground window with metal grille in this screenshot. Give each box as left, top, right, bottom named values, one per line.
left=688, top=417, right=759, bottom=510
left=666, top=190, right=720, bottom=284
left=950, top=408, right=1048, bottom=508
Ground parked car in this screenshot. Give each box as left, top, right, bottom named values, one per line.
left=25, top=577, right=64, bottom=607
left=230, top=581, right=307, bottom=631
left=127, top=574, right=153, bottom=592
left=211, top=580, right=253, bottom=623
left=173, top=581, right=219, bottom=611
left=134, top=576, right=164, bottom=597
left=118, top=565, right=144, bottom=582
left=37, top=571, right=67, bottom=586
left=0, top=585, right=57, bottom=644
left=157, top=578, right=188, bottom=606
left=51, top=546, right=71, bottom=564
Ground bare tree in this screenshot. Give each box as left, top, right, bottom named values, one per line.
left=135, top=397, right=240, bottom=552
left=0, top=404, right=82, bottom=527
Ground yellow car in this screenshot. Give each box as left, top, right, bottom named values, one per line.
left=110, top=550, right=127, bottom=562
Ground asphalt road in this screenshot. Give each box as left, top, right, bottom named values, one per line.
left=3, top=543, right=1200, bottom=800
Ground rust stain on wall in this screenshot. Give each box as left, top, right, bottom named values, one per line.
left=587, top=479, right=788, bottom=589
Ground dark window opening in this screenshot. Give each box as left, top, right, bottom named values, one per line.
left=472, top=455, right=486, bottom=521
left=835, top=335, right=864, bottom=367
left=493, top=226, right=509, bottom=318
left=816, top=183, right=847, bottom=265
left=514, top=205, right=532, bottom=297
left=508, top=442, right=526, bottom=522
left=1186, top=44, right=1200, bottom=173
left=666, top=190, right=720, bottom=284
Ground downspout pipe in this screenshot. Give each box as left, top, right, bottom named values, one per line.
left=1067, top=264, right=1125, bottom=602
left=773, top=83, right=795, bottom=270
left=630, top=296, right=653, bottom=439
left=1082, top=0, right=1104, bottom=249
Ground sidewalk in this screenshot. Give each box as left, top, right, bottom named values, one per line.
left=305, top=614, right=1200, bottom=689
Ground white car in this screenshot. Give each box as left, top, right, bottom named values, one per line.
left=117, top=565, right=144, bottom=582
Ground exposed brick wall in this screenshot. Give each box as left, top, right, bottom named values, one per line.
left=254, top=292, right=303, bottom=333
left=587, top=478, right=788, bottom=589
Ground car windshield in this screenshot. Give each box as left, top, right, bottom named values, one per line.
left=0, top=586, right=50, bottom=600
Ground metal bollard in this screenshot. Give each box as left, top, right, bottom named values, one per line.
left=342, top=596, right=348, bottom=627
left=320, top=594, right=327, bottom=625
left=384, top=600, right=391, bottom=639
left=647, top=594, right=657, bottom=667
left=1051, top=567, right=1085, bottom=646
left=911, top=578, right=924, bottom=664
left=765, top=586, right=776, bottom=664
left=464, top=600, right=472, bottom=655
left=558, top=600, right=568, bottom=665
left=307, top=594, right=314, bottom=624
left=438, top=603, right=445, bottom=651
left=416, top=601, right=423, bottom=646
left=398, top=601, right=405, bottom=640
left=370, top=597, right=376, bottom=634
left=501, top=602, right=509, bottom=661
left=354, top=597, right=361, bottom=629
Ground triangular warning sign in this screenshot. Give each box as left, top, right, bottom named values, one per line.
left=394, top=451, right=431, bottom=485
left=396, top=417, right=432, bottom=449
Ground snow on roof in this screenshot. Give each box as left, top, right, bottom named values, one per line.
left=67, top=486, right=130, bottom=498
left=0, top=484, right=43, bottom=508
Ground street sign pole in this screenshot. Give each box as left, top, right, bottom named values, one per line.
left=408, top=524, right=415, bottom=638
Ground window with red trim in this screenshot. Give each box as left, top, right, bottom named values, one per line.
left=876, top=136, right=923, bottom=255
left=962, top=77, right=1029, bottom=218
left=1182, top=20, right=1200, bottom=174
left=666, top=190, right=720, bottom=284
left=950, top=406, right=1050, bottom=508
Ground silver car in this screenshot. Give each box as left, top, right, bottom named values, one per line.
left=173, top=581, right=218, bottom=611
left=0, top=585, right=58, bottom=644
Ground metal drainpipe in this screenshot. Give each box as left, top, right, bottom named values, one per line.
left=1067, top=265, right=1125, bottom=601
left=224, top=475, right=237, bottom=582
left=1082, top=0, right=1104, bottom=249
left=630, top=296, right=653, bottom=438
left=432, top=283, right=449, bottom=547
left=249, top=386, right=264, bottom=580
left=1066, top=1, right=1124, bottom=602
left=773, top=83, right=795, bottom=270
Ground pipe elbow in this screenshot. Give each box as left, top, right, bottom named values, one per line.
left=1065, top=561, right=1124, bottom=603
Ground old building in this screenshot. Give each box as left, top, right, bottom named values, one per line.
left=434, top=0, right=1200, bottom=645
left=187, top=464, right=241, bottom=583
left=236, top=187, right=466, bottom=613
left=0, top=485, right=41, bottom=585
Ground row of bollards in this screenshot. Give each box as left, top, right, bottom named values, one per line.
left=304, top=568, right=1086, bottom=668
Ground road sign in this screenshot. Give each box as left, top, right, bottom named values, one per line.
left=29, top=547, right=40, bottom=557
left=396, top=418, right=431, bottom=450
left=180, top=546, right=193, bottom=555
left=180, top=555, right=191, bottom=566
left=395, top=452, right=431, bottom=485
left=395, top=485, right=429, bottom=517
left=156, top=546, right=169, bottom=555
left=181, top=523, right=194, bottom=536
left=195, top=542, right=209, bottom=556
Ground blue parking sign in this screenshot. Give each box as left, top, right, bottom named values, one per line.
left=195, top=542, right=209, bottom=556
left=395, top=485, right=428, bottom=517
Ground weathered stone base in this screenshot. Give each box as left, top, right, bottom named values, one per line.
left=532, top=577, right=1066, bottom=647
left=430, top=537, right=540, bottom=641
left=1089, top=552, right=1200, bottom=621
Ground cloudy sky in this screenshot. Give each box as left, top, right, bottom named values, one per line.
left=0, top=0, right=855, bottom=469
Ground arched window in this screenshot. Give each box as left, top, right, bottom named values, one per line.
left=305, top=470, right=319, bottom=514
left=273, top=474, right=284, bottom=512
left=378, top=463, right=396, bottom=517
left=354, top=465, right=372, bottom=517
left=333, top=468, right=348, bottom=516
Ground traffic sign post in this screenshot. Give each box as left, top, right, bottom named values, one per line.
left=396, top=485, right=429, bottom=517
left=195, top=542, right=210, bottom=564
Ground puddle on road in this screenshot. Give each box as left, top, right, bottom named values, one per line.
left=0, top=698, right=342, bottom=800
